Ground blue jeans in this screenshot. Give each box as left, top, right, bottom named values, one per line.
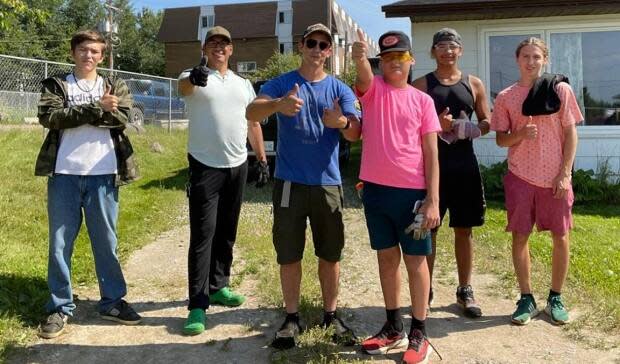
left=46, top=174, right=127, bottom=315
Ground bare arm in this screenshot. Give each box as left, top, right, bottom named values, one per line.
left=470, top=75, right=491, bottom=135
left=352, top=29, right=373, bottom=95
left=495, top=118, right=537, bottom=148
left=247, top=120, right=267, bottom=162
left=419, top=132, right=440, bottom=229
left=411, top=76, right=427, bottom=93
left=341, top=115, right=362, bottom=141
left=552, top=124, right=578, bottom=198
left=246, top=84, right=304, bottom=121
left=178, top=77, right=196, bottom=97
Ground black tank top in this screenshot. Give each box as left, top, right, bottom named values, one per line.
left=425, top=72, right=477, bottom=170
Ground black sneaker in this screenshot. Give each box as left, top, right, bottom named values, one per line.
left=100, top=300, right=142, bottom=325
left=456, top=285, right=482, bottom=318
left=38, top=312, right=68, bottom=339
left=322, top=315, right=357, bottom=346
left=272, top=317, right=303, bottom=349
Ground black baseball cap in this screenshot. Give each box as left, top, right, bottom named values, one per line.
left=378, top=31, right=411, bottom=56
left=432, top=28, right=462, bottom=47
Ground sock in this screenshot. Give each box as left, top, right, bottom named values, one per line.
left=521, top=293, right=534, bottom=299
left=410, top=316, right=426, bottom=337
left=285, top=312, right=300, bottom=323
left=549, top=290, right=561, bottom=298
left=386, top=308, right=404, bottom=332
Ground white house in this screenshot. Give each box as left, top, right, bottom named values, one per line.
left=383, top=0, right=620, bottom=175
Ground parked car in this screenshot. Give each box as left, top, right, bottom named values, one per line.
left=125, top=79, right=186, bottom=125
left=246, top=81, right=352, bottom=181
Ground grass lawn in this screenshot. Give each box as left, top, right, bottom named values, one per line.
left=0, top=126, right=190, bottom=361
left=1, top=132, right=617, bottom=362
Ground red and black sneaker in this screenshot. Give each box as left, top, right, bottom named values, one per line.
left=402, top=328, right=433, bottom=364
left=361, top=321, right=408, bottom=355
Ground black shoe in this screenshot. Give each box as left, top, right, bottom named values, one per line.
left=272, top=317, right=303, bottom=349
left=38, top=312, right=68, bottom=339
left=322, top=315, right=357, bottom=346
left=100, top=300, right=142, bottom=325
left=456, top=285, right=482, bottom=318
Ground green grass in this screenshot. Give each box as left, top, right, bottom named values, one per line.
left=0, top=126, right=190, bottom=361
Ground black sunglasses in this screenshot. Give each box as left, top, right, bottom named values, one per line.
left=305, top=39, right=330, bottom=51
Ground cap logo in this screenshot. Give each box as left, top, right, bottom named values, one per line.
left=382, top=35, right=399, bottom=47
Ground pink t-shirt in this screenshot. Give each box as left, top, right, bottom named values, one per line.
left=357, top=76, right=441, bottom=189
left=491, top=82, right=583, bottom=188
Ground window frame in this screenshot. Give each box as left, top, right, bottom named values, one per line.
left=237, top=61, right=257, bottom=73
left=201, top=15, right=214, bottom=28
left=479, top=21, right=620, bottom=133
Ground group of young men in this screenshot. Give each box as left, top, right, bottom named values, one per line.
left=36, top=22, right=580, bottom=364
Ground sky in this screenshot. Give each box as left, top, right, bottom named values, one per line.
left=129, top=0, right=412, bottom=43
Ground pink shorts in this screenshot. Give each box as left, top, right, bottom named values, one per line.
left=504, top=171, right=574, bottom=235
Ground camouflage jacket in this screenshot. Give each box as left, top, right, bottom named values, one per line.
left=34, top=73, right=139, bottom=186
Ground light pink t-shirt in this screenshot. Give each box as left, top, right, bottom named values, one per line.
left=491, top=82, right=583, bottom=188
left=357, top=76, right=441, bottom=189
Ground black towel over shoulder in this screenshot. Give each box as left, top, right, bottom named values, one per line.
left=522, top=73, right=569, bottom=116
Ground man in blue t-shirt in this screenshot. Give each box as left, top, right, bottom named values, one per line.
left=246, top=23, right=361, bottom=349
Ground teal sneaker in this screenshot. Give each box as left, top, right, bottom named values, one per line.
left=183, top=308, right=206, bottom=335
left=511, top=295, right=539, bottom=325
left=210, top=287, right=246, bottom=307
left=545, top=295, right=569, bottom=325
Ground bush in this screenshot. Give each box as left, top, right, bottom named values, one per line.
left=480, top=160, right=620, bottom=204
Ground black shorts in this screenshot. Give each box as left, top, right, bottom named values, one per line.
left=436, top=165, right=486, bottom=230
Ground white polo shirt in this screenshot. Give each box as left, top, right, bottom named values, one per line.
left=179, top=68, right=256, bottom=168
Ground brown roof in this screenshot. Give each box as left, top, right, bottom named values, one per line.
left=157, top=7, right=200, bottom=43
left=383, top=0, right=620, bottom=22
left=292, top=0, right=329, bottom=36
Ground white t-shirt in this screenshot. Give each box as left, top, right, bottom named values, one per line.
left=179, top=68, right=256, bottom=168
left=55, top=74, right=117, bottom=175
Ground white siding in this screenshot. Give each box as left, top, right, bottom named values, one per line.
left=410, top=15, right=620, bottom=175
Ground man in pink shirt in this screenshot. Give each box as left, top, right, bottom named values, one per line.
left=350, top=29, right=441, bottom=364
left=492, top=37, right=581, bottom=326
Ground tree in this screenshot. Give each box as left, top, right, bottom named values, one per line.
left=255, top=51, right=301, bottom=81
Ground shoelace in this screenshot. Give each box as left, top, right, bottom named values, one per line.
left=549, top=296, right=565, bottom=309
left=409, top=330, right=443, bottom=361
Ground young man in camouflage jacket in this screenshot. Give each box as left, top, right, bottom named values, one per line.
left=35, top=30, right=141, bottom=339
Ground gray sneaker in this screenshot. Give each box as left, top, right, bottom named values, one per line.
left=272, top=318, right=303, bottom=349
left=38, top=312, right=68, bottom=339
left=456, top=285, right=482, bottom=318
left=100, top=300, right=142, bottom=325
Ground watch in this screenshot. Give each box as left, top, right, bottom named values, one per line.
left=342, top=117, right=351, bottom=130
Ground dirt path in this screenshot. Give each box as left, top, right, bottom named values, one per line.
left=9, top=203, right=620, bottom=364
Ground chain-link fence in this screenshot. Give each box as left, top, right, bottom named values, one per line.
left=0, top=54, right=186, bottom=129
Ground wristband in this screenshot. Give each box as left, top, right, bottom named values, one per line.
left=342, top=117, right=351, bottom=130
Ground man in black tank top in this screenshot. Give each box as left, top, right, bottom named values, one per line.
left=412, top=28, right=491, bottom=318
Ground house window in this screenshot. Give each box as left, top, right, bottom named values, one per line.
left=237, top=61, right=257, bottom=73
left=279, top=43, right=285, bottom=54
left=549, top=30, right=620, bottom=125
left=278, top=10, right=291, bottom=24
left=201, top=15, right=214, bottom=28
left=486, top=28, right=620, bottom=126
left=279, top=11, right=285, bottom=23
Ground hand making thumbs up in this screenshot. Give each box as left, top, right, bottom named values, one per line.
left=521, top=116, right=538, bottom=139
left=189, top=56, right=209, bottom=87
left=100, top=84, right=119, bottom=113
left=278, top=83, right=304, bottom=116
left=438, top=107, right=453, bottom=132
left=322, top=97, right=346, bottom=129
left=352, top=29, right=368, bottom=61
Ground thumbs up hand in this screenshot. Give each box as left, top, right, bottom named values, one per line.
left=352, top=29, right=368, bottom=61
left=277, top=83, right=304, bottom=116
left=520, top=116, right=538, bottom=140
left=322, top=97, right=347, bottom=129
left=189, top=56, right=209, bottom=87
left=438, top=107, right=454, bottom=132
left=100, top=84, right=119, bottom=112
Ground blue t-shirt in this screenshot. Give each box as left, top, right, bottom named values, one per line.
left=259, top=70, right=358, bottom=185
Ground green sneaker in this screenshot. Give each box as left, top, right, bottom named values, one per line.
left=183, top=308, right=206, bottom=335
left=511, top=295, right=539, bottom=325
left=545, top=295, right=569, bottom=325
left=210, top=287, right=246, bottom=307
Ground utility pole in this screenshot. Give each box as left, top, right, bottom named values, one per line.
left=99, top=0, right=121, bottom=70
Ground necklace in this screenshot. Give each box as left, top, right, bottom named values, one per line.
left=72, top=72, right=99, bottom=93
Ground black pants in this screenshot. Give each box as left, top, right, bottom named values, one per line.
left=187, top=154, right=248, bottom=310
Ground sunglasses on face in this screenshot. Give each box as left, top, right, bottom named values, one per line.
left=305, top=38, right=331, bottom=51
left=205, top=40, right=231, bottom=48
left=380, top=52, right=414, bottom=63
left=433, top=42, right=460, bottom=51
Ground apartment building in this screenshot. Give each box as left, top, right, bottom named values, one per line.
left=157, top=0, right=379, bottom=78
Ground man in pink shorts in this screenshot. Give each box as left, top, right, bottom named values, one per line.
left=492, top=37, right=581, bottom=326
